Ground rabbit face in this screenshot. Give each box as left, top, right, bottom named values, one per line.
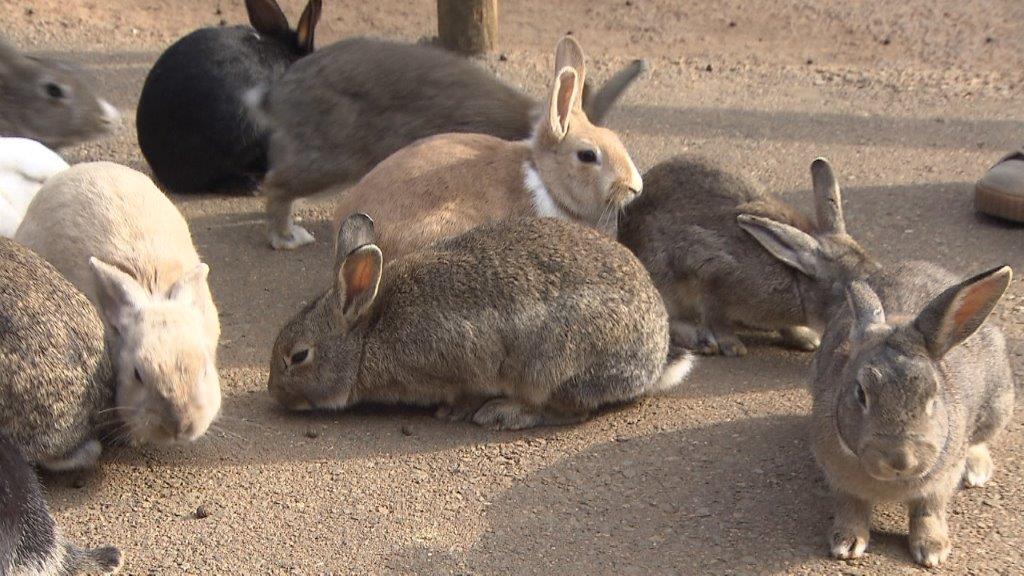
left=836, top=338, right=947, bottom=481
left=268, top=291, right=363, bottom=411
left=90, top=258, right=221, bottom=446
left=0, top=42, right=121, bottom=149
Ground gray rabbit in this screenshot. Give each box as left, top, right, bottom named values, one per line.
left=0, top=39, right=120, bottom=149
left=0, top=237, right=114, bottom=472
left=737, top=167, right=1015, bottom=566
left=1, top=434, right=122, bottom=574
left=268, top=215, right=692, bottom=429
left=619, top=155, right=875, bottom=356
left=248, top=36, right=646, bottom=249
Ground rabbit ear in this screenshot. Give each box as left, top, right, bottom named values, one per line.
left=335, top=245, right=383, bottom=323
left=546, top=67, right=581, bottom=141
left=554, top=36, right=587, bottom=87
left=246, top=0, right=291, bottom=39
left=811, top=158, right=846, bottom=234
left=89, top=257, right=149, bottom=333
left=737, top=214, right=822, bottom=279
left=167, top=263, right=210, bottom=305
left=914, top=265, right=1012, bottom=359
left=845, top=281, right=885, bottom=341
left=334, top=213, right=376, bottom=271
left=295, top=0, right=323, bottom=53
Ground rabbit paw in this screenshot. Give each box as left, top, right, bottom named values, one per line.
left=269, top=225, right=315, bottom=250
left=830, top=527, right=869, bottom=560
left=472, top=398, right=544, bottom=430
left=40, top=439, right=102, bottom=472
left=909, top=532, right=951, bottom=568
left=779, top=326, right=820, bottom=351
left=435, top=402, right=483, bottom=422
left=715, top=335, right=748, bottom=357
left=964, top=444, right=993, bottom=488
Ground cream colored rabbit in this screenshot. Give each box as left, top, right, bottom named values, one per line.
left=15, top=162, right=221, bottom=445
left=326, top=36, right=642, bottom=262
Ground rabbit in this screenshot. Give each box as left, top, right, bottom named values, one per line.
left=0, top=38, right=121, bottom=149
left=618, top=156, right=876, bottom=356
left=1, top=434, right=123, bottom=575
left=248, top=34, right=646, bottom=249
left=15, top=162, right=222, bottom=446
left=812, top=266, right=1012, bottom=567
left=0, top=137, right=68, bottom=238
left=136, top=0, right=322, bottom=194
left=319, top=36, right=643, bottom=262
left=268, top=214, right=693, bottom=430
left=732, top=182, right=1015, bottom=566
left=0, top=237, right=114, bottom=472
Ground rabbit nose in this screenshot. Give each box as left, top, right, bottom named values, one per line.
left=98, top=99, right=122, bottom=126
left=880, top=448, right=918, bottom=475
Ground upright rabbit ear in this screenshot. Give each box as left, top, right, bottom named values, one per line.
left=546, top=67, right=581, bottom=141
left=295, top=0, right=323, bottom=53
left=845, top=281, right=885, bottom=341
left=811, top=158, right=846, bottom=234
left=167, top=263, right=210, bottom=305
left=89, top=257, right=149, bottom=334
left=554, top=36, right=587, bottom=87
left=737, top=214, right=823, bottom=279
left=246, top=0, right=291, bottom=39
left=914, top=265, right=1012, bottom=359
left=334, top=214, right=382, bottom=323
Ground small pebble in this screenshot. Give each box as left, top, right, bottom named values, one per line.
left=305, top=428, right=319, bottom=439
left=705, top=64, right=713, bottom=72
left=400, top=425, right=414, bottom=437
left=728, top=21, right=737, bottom=28
left=498, top=53, right=508, bottom=61
left=195, top=505, right=213, bottom=519
left=72, top=476, right=87, bottom=489
left=881, top=37, right=891, bottom=45
left=806, top=58, right=814, bottom=65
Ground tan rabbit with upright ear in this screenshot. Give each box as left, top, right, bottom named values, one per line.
left=326, top=36, right=643, bottom=261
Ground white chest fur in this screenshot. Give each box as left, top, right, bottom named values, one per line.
left=523, top=162, right=567, bottom=219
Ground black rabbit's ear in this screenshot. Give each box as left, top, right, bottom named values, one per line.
left=295, top=0, right=323, bottom=53
left=246, top=0, right=291, bottom=40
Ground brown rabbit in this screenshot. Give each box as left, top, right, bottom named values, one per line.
left=620, top=156, right=876, bottom=356
left=326, top=37, right=643, bottom=262
left=251, top=35, right=645, bottom=249
left=268, top=215, right=692, bottom=429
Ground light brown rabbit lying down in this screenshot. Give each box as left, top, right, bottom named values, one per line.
left=330, top=36, right=642, bottom=264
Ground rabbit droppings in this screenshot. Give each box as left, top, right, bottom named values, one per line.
left=0, top=39, right=120, bottom=149
left=250, top=35, right=645, bottom=249
left=268, top=215, right=692, bottom=430
left=136, top=0, right=322, bottom=194
left=15, top=162, right=222, bottom=446
left=0, top=238, right=113, bottom=471
left=1, top=434, right=123, bottom=575
left=619, top=156, right=876, bottom=356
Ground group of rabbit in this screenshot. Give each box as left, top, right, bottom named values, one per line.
left=0, top=0, right=1015, bottom=573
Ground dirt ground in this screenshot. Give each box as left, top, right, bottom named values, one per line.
left=3, top=0, right=1024, bottom=574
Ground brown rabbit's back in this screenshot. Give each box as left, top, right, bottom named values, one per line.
left=0, top=238, right=112, bottom=463
left=265, top=37, right=535, bottom=197
left=334, top=133, right=536, bottom=263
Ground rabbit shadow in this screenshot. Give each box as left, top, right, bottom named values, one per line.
left=387, top=415, right=844, bottom=575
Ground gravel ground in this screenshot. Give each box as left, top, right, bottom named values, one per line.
left=2, top=1, right=1023, bottom=574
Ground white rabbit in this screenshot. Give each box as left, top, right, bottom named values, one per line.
left=0, top=137, right=68, bottom=237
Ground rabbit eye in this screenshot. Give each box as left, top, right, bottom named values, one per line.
left=855, top=383, right=868, bottom=410
left=576, top=150, right=599, bottom=164
left=290, top=348, right=310, bottom=365
left=44, top=82, right=67, bottom=99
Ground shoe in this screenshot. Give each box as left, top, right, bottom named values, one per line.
left=975, top=150, right=1024, bottom=223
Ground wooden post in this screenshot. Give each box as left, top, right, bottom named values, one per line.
left=437, top=0, right=498, bottom=55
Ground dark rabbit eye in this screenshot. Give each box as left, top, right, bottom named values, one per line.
left=577, top=149, right=599, bottom=164
left=855, top=383, right=867, bottom=409
left=290, top=349, right=310, bottom=365
left=44, top=82, right=66, bottom=99
left=134, top=368, right=143, bottom=383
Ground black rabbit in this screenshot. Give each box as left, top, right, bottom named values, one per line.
left=136, top=0, right=321, bottom=194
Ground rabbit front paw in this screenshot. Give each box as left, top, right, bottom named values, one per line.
left=779, top=326, right=820, bottom=351
left=472, top=398, right=544, bottom=430
left=40, top=439, right=102, bottom=472
left=963, top=444, right=993, bottom=488
left=909, top=532, right=951, bottom=568
left=829, top=527, right=869, bottom=560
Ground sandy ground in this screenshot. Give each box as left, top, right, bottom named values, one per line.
left=3, top=0, right=1024, bottom=574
